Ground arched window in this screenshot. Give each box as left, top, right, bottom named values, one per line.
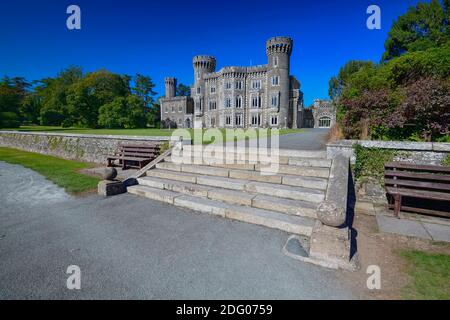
left=318, top=117, right=331, bottom=128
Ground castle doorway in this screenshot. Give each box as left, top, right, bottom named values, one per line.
left=318, top=117, right=331, bottom=128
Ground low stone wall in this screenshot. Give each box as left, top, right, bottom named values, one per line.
left=0, top=131, right=187, bottom=164
left=327, top=140, right=450, bottom=165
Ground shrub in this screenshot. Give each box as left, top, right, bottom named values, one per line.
left=353, top=144, right=396, bottom=183
left=0, top=111, right=21, bottom=128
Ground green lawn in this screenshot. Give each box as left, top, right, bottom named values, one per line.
left=3, top=126, right=304, bottom=144
left=0, top=147, right=99, bottom=194
left=400, top=250, right=450, bottom=300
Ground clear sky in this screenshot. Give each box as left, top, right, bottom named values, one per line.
left=0, top=0, right=423, bottom=105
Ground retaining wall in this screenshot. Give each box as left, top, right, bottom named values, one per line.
left=0, top=131, right=185, bottom=164
left=327, top=140, right=450, bottom=165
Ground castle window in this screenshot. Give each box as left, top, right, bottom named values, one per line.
left=179, top=106, right=183, bottom=112
left=271, top=115, right=278, bottom=126
left=318, top=117, right=331, bottom=128
left=235, top=96, right=242, bottom=108
left=210, top=86, right=216, bottom=94
left=209, top=100, right=217, bottom=110
left=235, top=114, right=242, bottom=126
left=271, top=76, right=279, bottom=86
left=251, top=95, right=261, bottom=108
left=178, top=118, right=182, bottom=125
left=251, top=80, right=261, bottom=90
left=271, top=94, right=279, bottom=107
left=273, top=56, right=278, bottom=67
left=210, top=117, right=216, bottom=127
left=225, top=82, right=232, bottom=90
left=251, top=114, right=261, bottom=126
left=172, top=106, right=175, bottom=112
left=225, top=115, right=232, bottom=125
left=197, top=71, right=201, bottom=80
left=197, top=87, right=201, bottom=94
left=165, top=106, right=168, bottom=113
left=235, top=81, right=243, bottom=90
left=225, top=98, right=231, bottom=108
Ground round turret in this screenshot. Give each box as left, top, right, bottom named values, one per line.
left=164, top=77, right=177, bottom=98
left=193, top=55, right=216, bottom=72
left=265, top=36, right=293, bottom=56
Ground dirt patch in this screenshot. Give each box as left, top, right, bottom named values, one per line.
left=340, top=213, right=450, bottom=299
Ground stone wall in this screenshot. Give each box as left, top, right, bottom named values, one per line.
left=0, top=131, right=185, bottom=164
left=327, top=140, right=450, bottom=165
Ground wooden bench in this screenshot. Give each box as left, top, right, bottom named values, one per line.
left=107, top=143, right=160, bottom=169
left=385, top=162, right=450, bottom=218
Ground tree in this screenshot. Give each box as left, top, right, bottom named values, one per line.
left=328, top=61, right=374, bottom=100
left=133, top=74, right=156, bottom=108
left=37, top=66, right=83, bottom=126
left=383, top=0, right=449, bottom=61
left=66, top=69, right=130, bottom=127
left=98, top=95, right=147, bottom=129
left=176, top=83, right=191, bottom=97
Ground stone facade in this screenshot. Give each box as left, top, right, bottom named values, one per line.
left=0, top=131, right=177, bottom=164
left=298, top=99, right=336, bottom=128
left=160, top=36, right=306, bottom=129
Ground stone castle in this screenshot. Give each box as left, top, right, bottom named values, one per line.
left=160, top=36, right=335, bottom=129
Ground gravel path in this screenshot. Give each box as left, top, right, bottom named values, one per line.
left=0, top=161, right=353, bottom=299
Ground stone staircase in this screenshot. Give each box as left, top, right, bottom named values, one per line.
left=127, top=146, right=332, bottom=237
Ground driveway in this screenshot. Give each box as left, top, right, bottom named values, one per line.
left=278, top=128, right=330, bottom=150
left=0, top=161, right=353, bottom=299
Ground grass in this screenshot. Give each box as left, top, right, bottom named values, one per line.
left=2, top=126, right=304, bottom=144
left=400, top=249, right=450, bottom=300
left=0, top=147, right=100, bottom=194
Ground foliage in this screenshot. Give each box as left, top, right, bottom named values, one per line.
left=353, top=144, right=396, bottom=183
left=176, top=83, right=191, bottom=97
left=400, top=250, right=450, bottom=300
left=1, top=66, right=158, bottom=130
left=383, top=0, right=450, bottom=61
left=443, top=154, right=450, bottom=166
left=331, top=0, right=450, bottom=142
left=98, top=95, right=147, bottom=129
left=0, top=147, right=99, bottom=194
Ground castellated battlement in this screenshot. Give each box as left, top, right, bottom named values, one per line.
left=193, top=55, right=216, bottom=72
left=266, top=36, right=293, bottom=56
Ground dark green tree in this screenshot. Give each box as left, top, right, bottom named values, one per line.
left=176, top=83, right=191, bottom=97
left=383, top=0, right=449, bottom=61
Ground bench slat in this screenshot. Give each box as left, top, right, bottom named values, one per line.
left=385, top=162, right=450, bottom=173
left=386, top=187, right=450, bottom=201
left=385, top=178, right=450, bottom=191
left=385, top=170, right=450, bottom=182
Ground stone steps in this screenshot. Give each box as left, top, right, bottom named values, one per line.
left=156, top=161, right=330, bottom=179
left=127, top=184, right=315, bottom=236
left=169, top=155, right=332, bottom=167
left=181, top=146, right=327, bottom=159
left=145, top=170, right=325, bottom=202
left=150, top=163, right=328, bottom=190
left=138, top=176, right=318, bottom=218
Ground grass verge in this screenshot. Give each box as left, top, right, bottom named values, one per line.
left=400, top=249, right=450, bottom=300
left=0, top=147, right=99, bottom=194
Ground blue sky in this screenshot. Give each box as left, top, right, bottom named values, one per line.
left=0, top=0, right=423, bottom=105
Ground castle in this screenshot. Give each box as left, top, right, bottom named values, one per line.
left=160, top=36, right=335, bottom=129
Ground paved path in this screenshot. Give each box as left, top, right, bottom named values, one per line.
left=222, top=128, right=330, bottom=151
left=0, top=161, right=353, bottom=299
left=279, top=128, right=330, bottom=150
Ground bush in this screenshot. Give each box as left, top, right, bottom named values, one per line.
left=0, top=111, right=21, bottom=128
left=353, top=144, right=396, bottom=183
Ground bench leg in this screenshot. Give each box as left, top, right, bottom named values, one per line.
left=394, top=194, right=402, bottom=218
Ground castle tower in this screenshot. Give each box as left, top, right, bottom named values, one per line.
left=266, top=36, right=293, bottom=128
left=164, top=77, right=177, bottom=98
left=193, top=55, right=216, bottom=85
left=192, top=56, right=216, bottom=128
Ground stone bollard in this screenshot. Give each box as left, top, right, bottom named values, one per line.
left=98, top=167, right=126, bottom=196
